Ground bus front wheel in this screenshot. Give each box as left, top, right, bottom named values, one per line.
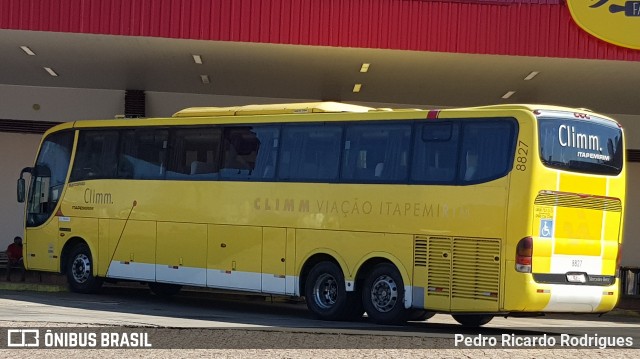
left=452, top=314, right=494, bottom=327
left=305, top=261, right=349, bottom=321
left=66, top=243, right=103, bottom=293
left=362, top=263, right=407, bottom=324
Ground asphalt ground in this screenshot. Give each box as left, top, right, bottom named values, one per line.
left=0, top=273, right=638, bottom=358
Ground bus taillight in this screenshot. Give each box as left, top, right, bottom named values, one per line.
left=516, top=237, right=533, bottom=273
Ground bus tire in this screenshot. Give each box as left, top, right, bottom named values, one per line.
left=304, top=261, right=349, bottom=321
left=362, top=263, right=407, bottom=324
left=452, top=314, right=494, bottom=327
left=149, top=282, right=182, bottom=297
left=407, top=309, right=435, bottom=322
left=66, top=243, right=103, bottom=293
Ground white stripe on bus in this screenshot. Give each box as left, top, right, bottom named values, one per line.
left=107, top=261, right=297, bottom=295
left=156, top=264, right=206, bottom=286
left=106, top=261, right=155, bottom=281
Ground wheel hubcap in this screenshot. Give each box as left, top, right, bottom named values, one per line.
left=71, top=254, right=91, bottom=284
left=370, top=275, right=398, bottom=313
left=313, top=273, right=338, bottom=309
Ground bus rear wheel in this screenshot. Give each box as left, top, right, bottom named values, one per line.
left=362, top=263, right=407, bottom=324
left=452, top=314, right=494, bottom=327
left=66, top=243, right=103, bottom=293
left=305, top=261, right=349, bottom=321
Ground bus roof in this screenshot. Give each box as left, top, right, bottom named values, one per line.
left=172, top=101, right=378, bottom=117
left=172, top=102, right=612, bottom=119
left=41, top=102, right=619, bottom=138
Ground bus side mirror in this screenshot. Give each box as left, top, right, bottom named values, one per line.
left=17, top=167, right=33, bottom=203
left=17, top=178, right=25, bottom=203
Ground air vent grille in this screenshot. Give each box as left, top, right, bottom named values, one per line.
left=451, top=238, right=500, bottom=302
left=125, top=90, right=146, bottom=118
left=534, top=192, right=622, bottom=212
left=628, top=149, right=640, bottom=163
left=0, top=119, right=60, bottom=134
left=414, top=239, right=427, bottom=267
left=426, top=237, right=451, bottom=297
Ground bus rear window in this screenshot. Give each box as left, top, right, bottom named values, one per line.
left=538, top=118, right=623, bottom=175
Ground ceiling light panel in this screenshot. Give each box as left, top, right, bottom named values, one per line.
left=501, top=91, right=515, bottom=99
left=200, top=75, right=210, bottom=84
left=20, top=46, right=35, bottom=56
left=353, top=84, right=362, bottom=93
left=44, top=67, right=58, bottom=77
left=524, top=71, right=539, bottom=81
left=192, top=55, right=202, bottom=64
left=360, top=63, right=370, bottom=73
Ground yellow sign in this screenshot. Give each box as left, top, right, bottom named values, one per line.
left=566, top=0, right=640, bottom=50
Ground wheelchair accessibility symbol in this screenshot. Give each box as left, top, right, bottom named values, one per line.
left=540, top=219, right=553, bottom=238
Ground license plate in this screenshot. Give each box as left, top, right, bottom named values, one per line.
left=566, top=273, right=587, bottom=283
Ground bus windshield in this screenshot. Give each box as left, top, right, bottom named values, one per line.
left=538, top=117, right=623, bottom=175
left=27, top=131, right=74, bottom=227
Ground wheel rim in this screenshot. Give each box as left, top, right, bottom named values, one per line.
left=312, top=273, right=338, bottom=309
left=370, top=274, right=398, bottom=313
left=71, top=254, right=91, bottom=284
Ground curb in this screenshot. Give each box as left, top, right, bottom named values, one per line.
left=0, top=282, right=67, bottom=292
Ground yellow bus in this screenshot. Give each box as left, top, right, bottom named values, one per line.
left=17, top=102, right=625, bottom=326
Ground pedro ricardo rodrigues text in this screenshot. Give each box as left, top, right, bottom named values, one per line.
left=454, top=333, right=634, bottom=349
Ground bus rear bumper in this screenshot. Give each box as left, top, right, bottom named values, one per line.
left=538, top=283, right=617, bottom=312
left=504, top=274, right=619, bottom=313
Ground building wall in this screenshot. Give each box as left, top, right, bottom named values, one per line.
left=0, top=84, right=124, bottom=122
left=611, top=114, right=640, bottom=266
left=623, top=162, right=640, bottom=267
left=0, top=131, right=41, bottom=242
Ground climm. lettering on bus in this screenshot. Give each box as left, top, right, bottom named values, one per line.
left=558, top=125, right=601, bottom=151
left=84, top=188, right=113, bottom=204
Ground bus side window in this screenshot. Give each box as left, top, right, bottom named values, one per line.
left=459, top=121, right=516, bottom=183
left=251, top=126, right=279, bottom=180
left=219, top=126, right=278, bottom=181
left=70, top=130, right=119, bottom=182
left=118, top=129, right=168, bottom=180
left=117, top=131, right=135, bottom=179
left=341, top=123, right=410, bottom=182
left=166, top=127, right=221, bottom=180
left=463, top=150, right=478, bottom=181
left=411, top=122, right=459, bottom=184
left=278, top=125, right=342, bottom=181
left=220, top=127, right=259, bottom=179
